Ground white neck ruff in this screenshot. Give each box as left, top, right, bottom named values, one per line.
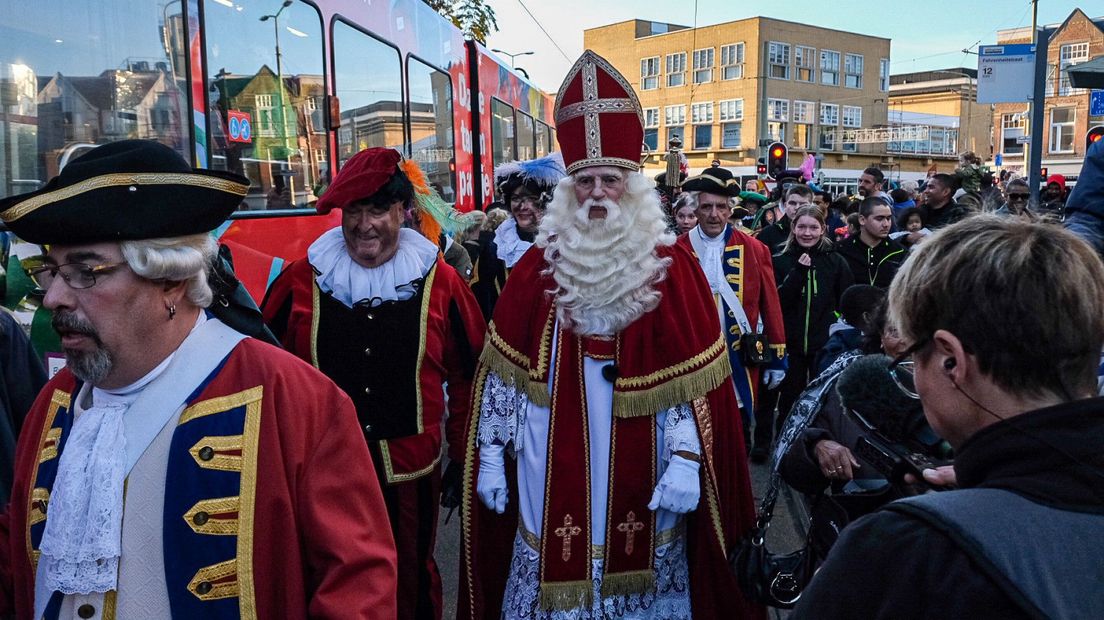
left=494, top=218, right=533, bottom=268
left=308, top=227, right=438, bottom=307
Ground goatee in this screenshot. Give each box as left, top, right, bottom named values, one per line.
left=52, top=311, right=113, bottom=385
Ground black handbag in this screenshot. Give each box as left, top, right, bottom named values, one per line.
left=740, top=332, right=772, bottom=366
left=731, top=472, right=815, bottom=609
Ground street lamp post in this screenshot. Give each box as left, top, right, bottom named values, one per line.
left=490, top=48, right=534, bottom=70
left=260, top=0, right=294, bottom=204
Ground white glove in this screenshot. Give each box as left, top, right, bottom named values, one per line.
left=764, top=369, right=785, bottom=391
left=647, top=455, right=700, bottom=514
left=477, top=444, right=508, bottom=514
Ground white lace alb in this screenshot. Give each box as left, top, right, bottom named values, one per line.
left=494, top=218, right=534, bottom=268
left=308, top=227, right=439, bottom=308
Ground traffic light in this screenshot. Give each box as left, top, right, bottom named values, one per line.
left=766, top=142, right=787, bottom=179
left=1088, top=126, right=1104, bottom=150
left=756, top=157, right=767, bottom=176
left=1040, top=167, right=1048, bottom=179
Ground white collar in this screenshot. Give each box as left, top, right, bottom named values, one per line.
left=694, top=225, right=728, bottom=246
left=494, top=218, right=534, bottom=268
left=308, top=227, right=438, bottom=307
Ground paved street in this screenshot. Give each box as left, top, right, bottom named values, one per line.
left=435, top=459, right=808, bottom=619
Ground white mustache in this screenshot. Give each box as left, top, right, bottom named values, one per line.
left=576, top=198, right=620, bottom=224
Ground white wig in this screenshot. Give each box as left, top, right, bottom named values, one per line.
left=120, top=233, right=218, bottom=308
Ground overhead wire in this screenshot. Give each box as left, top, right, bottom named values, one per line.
left=515, top=0, right=571, bottom=61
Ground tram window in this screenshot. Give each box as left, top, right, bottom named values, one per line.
left=516, top=111, right=535, bottom=161
left=0, top=0, right=189, bottom=199
left=491, top=99, right=515, bottom=168
left=333, top=20, right=404, bottom=169
left=407, top=57, right=455, bottom=203
left=205, top=0, right=324, bottom=211
left=548, top=126, right=557, bottom=153
left=535, top=121, right=550, bottom=158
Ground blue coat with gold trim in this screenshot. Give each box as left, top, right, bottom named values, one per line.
left=677, top=226, right=788, bottom=409
left=0, top=337, right=397, bottom=619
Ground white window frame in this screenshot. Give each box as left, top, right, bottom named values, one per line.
left=664, top=104, right=686, bottom=126
left=879, top=58, right=890, bottom=92
left=1058, top=42, right=1089, bottom=96
left=691, top=102, right=713, bottom=124
left=720, top=43, right=745, bottom=80
left=792, top=100, right=815, bottom=124
left=768, top=41, right=791, bottom=79
left=718, top=99, right=744, bottom=122
left=820, top=103, right=839, bottom=126
left=721, top=121, right=742, bottom=149
left=644, top=107, right=660, bottom=129
left=842, top=105, right=862, bottom=128
left=844, top=53, right=863, bottom=89
left=640, top=56, right=660, bottom=90
left=1001, top=112, right=1027, bottom=155
left=767, top=98, right=789, bottom=122
left=666, top=52, right=686, bottom=88
left=795, top=46, right=815, bottom=83
left=1049, top=107, right=1075, bottom=153
left=693, top=48, right=714, bottom=84
left=820, top=50, right=840, bottom=86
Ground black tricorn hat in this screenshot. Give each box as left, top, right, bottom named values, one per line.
left=681, top=167, right=739, bottom=197
left=0, top=140, right=249, bottom=245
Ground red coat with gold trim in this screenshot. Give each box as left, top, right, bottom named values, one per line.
left=261, top=257, right=486, bottom=479
left=0, top=337, right=397, bottom=619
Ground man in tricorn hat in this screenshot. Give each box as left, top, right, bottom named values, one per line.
left=0, top=140, right=396, bottom=619
left=471, top=152, right=566, bottom=319
left=261, top=146, right=486, bottom=620
left=677, top=167, right=788, bottom=458
left=461, top=51, right=759, bottom=620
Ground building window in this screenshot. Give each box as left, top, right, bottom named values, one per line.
left=820, top=103, right=839, bottom=126
left=1049, top=107, right=1075, bottom=153
left=721, top=122, right=742, bottom=148
left=842, top=105, right=862, bottom=128
left=792, top=100, right=815, bottom=124
left=665, top=104, right=686, bottom=127
left=644, top=108, right=660, bottom=128
left=666, top=53, right=686, bottom=87
left=768, top=42, right=791, bottom=79
left=644, top=128, right=659, bottom=151
left=793, top=124, right=813, bottom=149
left=694, top=124, right=712, bottom=149
left=844, top=54, right=863, bottom=88
left=820, top=50, right=840, bottom=86
left=1001, top=112, right=1026, bottom=155
left=795, top=46, right=815, bottom=82
left=720, top=43, right=744, bottom=80
left=693, top=48, right=714, bottom=84
left=640, top=56, right=660, bottom=90
left=667, top=126, right=685, bottom=147
left=879, top=58, right=890, bottom=92
left=767, top=98, right=789, bottom=121
left=767, top=122, right=787, bottom=143
left=255, top=94, right=275, bottom=136
left=691, top=102, right=713, bottom=125
left=719, top=99, right=744, bottom=122
left=819, top=127, right=835, bottom=151
left=842, top=139, right=858, bottom=153
left=1058, top=42, right=1089, bottom=96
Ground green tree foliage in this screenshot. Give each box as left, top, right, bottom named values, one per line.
left=427, top=0, right=498, bottom=44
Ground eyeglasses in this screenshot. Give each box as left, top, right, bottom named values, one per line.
left=27, top=262, right=129, bottom=290
left=887, top=337, right=929, bottom=400
left=509, top=195, right=540, bottom=207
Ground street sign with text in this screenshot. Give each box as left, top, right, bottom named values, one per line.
left=1091, top=90, right=1104, bottom=117
left=978, top=44, right=1035, bottom=104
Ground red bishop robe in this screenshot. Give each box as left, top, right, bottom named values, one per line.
left=0, top=337, right=397, bottom=619
left=458, top=243, right=762, bottom=619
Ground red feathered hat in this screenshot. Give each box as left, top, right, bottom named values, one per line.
left=554, top=50, right=644, bottom=174
left=315, top=147, right=403, bottom=214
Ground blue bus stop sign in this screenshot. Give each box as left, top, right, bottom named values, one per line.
left=1091, top=90, right=1104, bottom=117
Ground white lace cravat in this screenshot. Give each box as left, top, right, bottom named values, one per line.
left=694, top=226, right=727, bottom=293
left=38, top=400, right=128, bottom=594
left=494, top=218, right=533, bottom=268
left=308, top=227, right=438, bottom=307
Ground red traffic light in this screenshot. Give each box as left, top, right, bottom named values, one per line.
left=1088, top=126, right=1104, bottom=149
left=766, top=142, right=788, bottom=179
left=771, top=147, right=784, bottom=157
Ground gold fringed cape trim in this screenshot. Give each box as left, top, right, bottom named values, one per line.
left=539, top=580, right=594, bottom=611
left=478, top=340, right=551, bottom=408
left=600, top=569, right=657, bottom=599
left=612, top=338, right=732, bottom=419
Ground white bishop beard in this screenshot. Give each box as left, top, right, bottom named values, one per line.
left=536, top=172, right=674, bottom=336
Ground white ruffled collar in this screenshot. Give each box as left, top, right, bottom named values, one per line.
left=308, top=227, right=439, bottom=308
left=494, top=218, right=534, bottom=268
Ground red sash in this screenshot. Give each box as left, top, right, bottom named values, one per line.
left=538, top=335, right=658, bottom=610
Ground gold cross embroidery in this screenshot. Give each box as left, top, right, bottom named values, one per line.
left=616, top=511, right=645, bottom=555
left=554, top=514, right=582, bottom=562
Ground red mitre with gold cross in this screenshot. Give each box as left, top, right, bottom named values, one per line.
left=554, top=50, right=645, bottom=174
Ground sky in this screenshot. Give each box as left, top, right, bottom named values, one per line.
left=483, top=0, right=1089, bottom=92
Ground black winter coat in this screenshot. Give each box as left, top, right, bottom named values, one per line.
left=772, top=247, right=853, bottom=356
